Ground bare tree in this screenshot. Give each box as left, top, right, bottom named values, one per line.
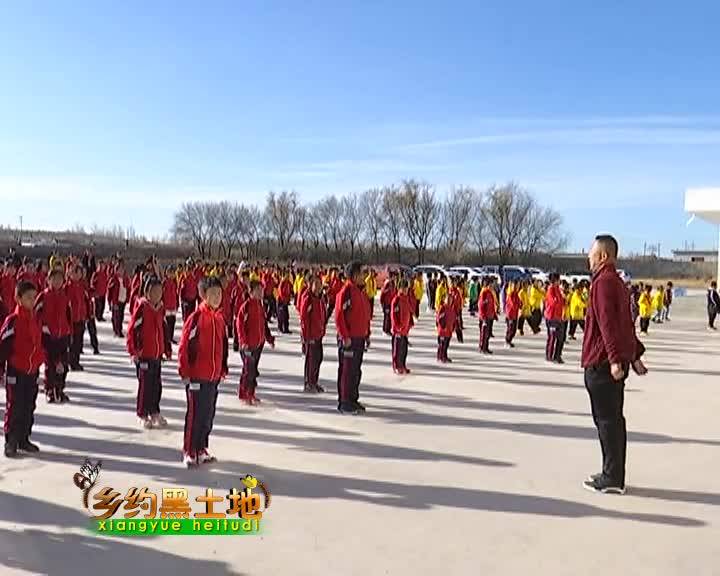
left=469, top=192, right=491, bottom=261
left=361, top=188, right=385, bottom=263
left=317, top=195, right=343, bottom=255
left=240, top=205, right=263, bottom=259
left=397, top=179, right=439, bottom=265
left=172, top=201, right=218, bottom=259
left=264, top=190, right=301, bottom=256
left=482, top=182, right=536, bottom=263
left=517, top=203, right=569, bottom=259
left=442, top=186, right=474, bottom=260
left=216, top=201, right=244, bottom=259
left=341, top=192, right=363, bottom=258
left=382, top=185, right=403, bottom=261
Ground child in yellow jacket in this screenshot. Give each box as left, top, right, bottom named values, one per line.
left=568, top=283, right=587, bottom=339
left=639, top=285, right=653, bottom=334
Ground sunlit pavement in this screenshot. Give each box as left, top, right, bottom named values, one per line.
left=1, top=295, right=718, bottom=576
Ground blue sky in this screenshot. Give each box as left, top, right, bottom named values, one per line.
left=2, top=0, right=720, bottom=255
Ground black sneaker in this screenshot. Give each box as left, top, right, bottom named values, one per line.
left=93, top=349, right=100, bottom=355
left=583, top=476, right=625, bottom=495
left=60, top=392, right=70, bottom=403
left=338, top=404, right=360, bottom=415
left=18, top=440, right=39, bottom=453
left=354, top=402, right=366, bottom=413
left=314, top=383, right=325, bottom=393
left=554, top=358, right=565, bottom=365
left=586, top=472, right=603, bottom=483
left=4, top=442, right=18, bottom=458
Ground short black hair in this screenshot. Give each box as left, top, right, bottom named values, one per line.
left=595, top=234, right=619, bottom=259
left=199, top=276, right=222, bottom=292
left=549, top=272, right=560, bottom=282
left=345, top=260, right=363, bottom=279
left=16, top=280, right=37, bottom=298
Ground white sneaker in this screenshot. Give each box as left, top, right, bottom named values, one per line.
left=183, top=453, right=198, bottom=468
left=141, top=417, right=153, bottom=430
left=198, top=449, right=217, bottom=464
left=151, top=414, right=168, bottom=427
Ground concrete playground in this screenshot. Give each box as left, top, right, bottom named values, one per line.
left=0, top=294, right=718, bottom=576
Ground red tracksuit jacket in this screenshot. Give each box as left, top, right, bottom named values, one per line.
left=162, top=277, right=179, bottom=313
left=505, top=290, right=521, bottom=321
left=0, top=273, right=16, bottom=315
left=178, top=302, right=228, bottom=383
left=436, top=303, right=456, bottom=338
left=380, top=281, right=396, bottom=308
left=236, top=298, right=275, bottom=349
left=300, top=291, right=327, bottom=341
left=0, top=305, right=44, bottom=374
left=544, top=284, right=564, bottom=321
left=91, top=267, right=109, bottom=298
left=262, top=274, right=277, bottom=298
left=335, top=281, right=371, bottom=340
left=127, top=298, right=171, bottom=360
left=180, top=274, right=199, bottom=303
left=450, top=287, right=463, bottom=314
left=391, top=293, right=414, bottom=336
left=278, top=279, right=293, bottom=304
left=35, top=287, right=72, bottom=338
left=107, top=272, right=131, bottom=306
left=65, top=280, right=89, bottom=324
left=479, top=288, right=496, bottom=321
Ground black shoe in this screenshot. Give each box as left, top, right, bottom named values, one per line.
left=354, top=402, right=366, bottom=413
left=60, top=392, right=70, bottom=403
left=4, top=442, right=18, bottom=458
left=554, top=358, right=565, bottom=365
left=586, top=472, right=603, bottom=483
left=93, top=349, right=100, bottom=355
left=18, top=440, right=39, bottom=453
left=338, top=404, right=360, bottom=415
left=46, top=394, right=56, bottom=404
left=303, top=383, right=315, bottom=393
left=315, top=383, right=325, bottom=393
left=172, top=339, right=178, bottom=345
left=583, top=476, right=625, bottom=495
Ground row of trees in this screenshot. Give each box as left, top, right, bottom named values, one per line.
left=171, top=181, right=569, bottom=264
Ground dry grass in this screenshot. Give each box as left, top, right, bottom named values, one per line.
left=635, top=277, right=710, bottom=288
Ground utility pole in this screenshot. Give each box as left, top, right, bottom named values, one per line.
left=19, top=215, right=23, bottom=245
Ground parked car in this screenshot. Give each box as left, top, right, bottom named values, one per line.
left=562, top=270, right=591, bottom=284
left=527, top=267, right=549, bottom=283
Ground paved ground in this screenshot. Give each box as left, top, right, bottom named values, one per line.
left=0, top=294, right=718, bottom=576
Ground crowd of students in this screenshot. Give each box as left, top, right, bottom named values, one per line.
left=0, top=252, right=677, bottom=467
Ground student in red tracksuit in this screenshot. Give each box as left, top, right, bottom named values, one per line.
left=178, top=276, right=228, bottom=468
left=449, top=279, right=464, bottom=343
left=1, top=281, right=44, bottom=458
left=544, top=272, right=566, bottom=364
left=262, top=270, right=278, bottom=322
left=335, top=261, right=372, bottom=415
left=232, top=271, right=250, bottom=352
left=300, top=275, right=326, bottom=393
left=276, top=273, right=293, bottom=334
left=66, top=265, right=90, bottom=371
left=505, top=283, right=522, bottom=348
left=34, top=259, right=49, bottom=293
left=0, top=258, right=19, bottom=324
left=237, top=280, right=276, bottom=405
left=478, top=277, right=496, bottom=354
left=180, top=268, right=199, bottom=322
left=436, top=291, right=456, bottom=363
left=325, top=270, right=342, bottom=322
left=80, top=266, right=100, bottom=356
left=162, top=265, right=179, bottom=345
left=128, top=266, right=143, bottom=316
left=91, top=260, right=109, bottom=322
left=379, top=273, right=396, bottom=336
left=128, top=276, right=172, bottom=430
left=107, top=260, right=131, bottom=337
left=390, top=279, right=414, bottom=374
left=35, top=269, right=72, bottom=403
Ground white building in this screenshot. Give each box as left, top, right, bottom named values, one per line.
left=685, top=188, right=720, bottom=280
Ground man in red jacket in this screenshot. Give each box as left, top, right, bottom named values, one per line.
left=582, top=235, right=647, bottom=494
left=335, top=261, right=371, bottom=415
left=178, top=276, right=228, bottom=468
left=544, top=272, right=565, bottom=364
left=128, top=276, right=172, bottom=430
left=0, top=258, right=19, bottom=324
left=300, top=275, right=326, bottom=393
left=90, top=260, right=109, bottom=322
left=35, top=268, right=72, bottom=403
left=390, top=279, right=414, bottom=374
left=237, top=280, right=275, bottom=405
left=66, top=265, right=90, bottom=371
left=276, top=271, right=293, bottom=334
left=108, top=260, right=131, bottom=338
left=1, top=281, right=44, bottom=457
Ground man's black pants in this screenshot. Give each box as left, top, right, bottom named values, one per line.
left=585, top=363, right=627, bottom=487
left=3, top=368, right=39, bottom=446
left=392, top=335, right=408, bottom=370
left=304, top=339, right=323, bottom=385
left=338, top=338, right=365, bottom=408
left=95, top=296, right=106, bottom=321
left=87, top=318, right=99, bottom=353
left=69, top=321, right=85, bottom=367
left=569, top=319, right=585, bottom=337
left=183, top=380, right=219, bottom=456
left=277, top=302, right=290, bottom=333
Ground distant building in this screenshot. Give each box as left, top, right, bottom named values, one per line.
left=671, top=249, right=718, bottom=263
